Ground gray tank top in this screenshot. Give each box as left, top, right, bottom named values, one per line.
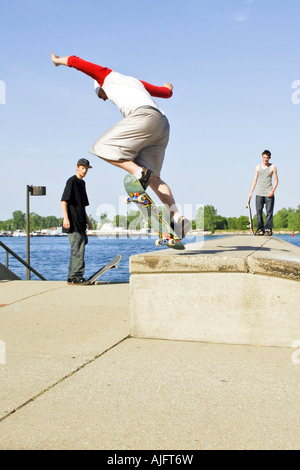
left=256, top=165, right=273, bottom=196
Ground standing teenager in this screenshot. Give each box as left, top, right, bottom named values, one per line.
left=248, top=150, right=279, bottom=235
left=61, top=158, right=93, bottom=284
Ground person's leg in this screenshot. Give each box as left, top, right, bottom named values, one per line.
left=265, top=196, right=275, bottom=231
left=149, top=176, right=179, bottom=219
left=107, top=162, right=190, bottom=238
left=149, top=176, right=191, bottom=238
left=68, top=232, right=86, bottom=281
left=255, top=195, right=265, bottom=232
left=91, top=110, right=190, bottom=238
left=67, top=233, right=74, bottom=280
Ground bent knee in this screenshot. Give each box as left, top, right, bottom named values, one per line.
left=150, top=175, right=164, bottom=188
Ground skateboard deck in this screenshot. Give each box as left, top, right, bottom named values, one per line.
left=246, top=200, right=254, bottom=234
left=81, top=255, right=122, bottom=285
left=124, top=174, right=185, bottom=250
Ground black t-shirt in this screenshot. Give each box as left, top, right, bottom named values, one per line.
left=61, top=175, right=89, bottom=233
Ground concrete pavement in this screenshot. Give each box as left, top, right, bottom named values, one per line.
left=0, top=235, right=300, bottom=449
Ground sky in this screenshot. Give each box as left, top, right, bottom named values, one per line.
left=1, top=0, right=300, bottom=223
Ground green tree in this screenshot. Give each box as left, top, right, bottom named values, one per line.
left=204, top=205, right=217, bottom=233
left=114, top=215, right=128, bottom=229
left=288, top=205, right=300, bottom=231
left=194, top=206, right=204, bottom=231
left=215, top=215, right=228, bottom=230
left=12, top=210, right=26, bottom=230
left=0, top=219, right=13, bottom=231
left=235, top=215, right=249, bottom=230
left=45, top=215, right=62, bottom=229
left=87, top=215, right=97, bottom=230
left=273, top=208, right=289, bottom=229
left=30, top=212, right=43, bottom=231
left=227, top=217, right=237, bottom=230
left=126, top=209, right=141, bottom=230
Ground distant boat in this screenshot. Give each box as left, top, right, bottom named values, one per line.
left=12, top=230, right=26, bottom=237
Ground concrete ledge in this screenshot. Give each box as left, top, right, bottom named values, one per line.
left=129, top=236, right=300, bottom=347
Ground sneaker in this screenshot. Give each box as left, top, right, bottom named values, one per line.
left=255, top=229, right=265, bottom=236
left=67, top=277, right=86, bottom=285
left=171, top=216, right=191, bottom=240
left=138, top=167, right=153, bottom=190
left=264, top=229, right=272, bottom=236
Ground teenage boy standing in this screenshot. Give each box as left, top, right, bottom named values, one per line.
left=61, top=158, right=93, bottom=284
left=248, top=150, right=279, bottom=235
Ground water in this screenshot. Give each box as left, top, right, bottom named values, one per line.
left=1, top=234, right=299, bottom=282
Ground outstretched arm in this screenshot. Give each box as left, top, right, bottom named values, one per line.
left=141, top=80, right=173, bottom=98
left=50, top=53, right=111, bottom=86
left=50, top=52, right=69, bottom=66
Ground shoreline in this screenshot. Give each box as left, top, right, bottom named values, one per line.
left=0, top=230, right=299, bottom=238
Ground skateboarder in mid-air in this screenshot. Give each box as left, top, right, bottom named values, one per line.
left=248, top=150, right=279, bottom=236
left=50, top=52, right=191, bottom=239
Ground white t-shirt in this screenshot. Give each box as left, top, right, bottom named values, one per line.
left=101, top=71, right=163, bottom=118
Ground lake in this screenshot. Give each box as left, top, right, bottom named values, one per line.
left=1, top=234, right=299, bottom=282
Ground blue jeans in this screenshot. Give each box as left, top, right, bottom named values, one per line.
left=256, top=195, right=275, bottom=231
left=67, top=232, right=88, bottom=279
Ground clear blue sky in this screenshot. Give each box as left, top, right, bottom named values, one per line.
left=1, top=0, right=299, bottom=222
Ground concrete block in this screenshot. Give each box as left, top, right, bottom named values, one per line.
left=130, top=236, right=300, bottom=347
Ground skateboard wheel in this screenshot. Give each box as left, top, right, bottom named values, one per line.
left=168, top=239, right=176, bottom=247
left=137, top=195, right=145, bottom=203
left=155, top=239, right=162, bottom=247
left=124, top=196, right=131, bottom=204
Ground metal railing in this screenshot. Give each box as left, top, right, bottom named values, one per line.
left=0, top=240, right=46, bottom=281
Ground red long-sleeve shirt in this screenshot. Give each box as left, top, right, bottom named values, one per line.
left=67, top=56, right=172, bottom=117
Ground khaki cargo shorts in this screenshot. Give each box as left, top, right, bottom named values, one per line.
left=89, top=106, right=170, bottom=176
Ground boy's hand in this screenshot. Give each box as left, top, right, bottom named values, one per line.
left=50, top=52, right=61, bottom=66
left=63, top=217, right=70, bottom=229
left=163, top=83, right=173, bottom=91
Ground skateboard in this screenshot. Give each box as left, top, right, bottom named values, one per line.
left=245, top=200, right=254, bottom=234
left=124, top=174, right=185, bottom=250
left=81, top=255, right=122, bottom=285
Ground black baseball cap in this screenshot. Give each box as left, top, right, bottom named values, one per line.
left=77, top=158, right=92, bottom=168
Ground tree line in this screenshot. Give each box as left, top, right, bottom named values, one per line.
left=1, top=205, right=299, bottom=233
left=194, top=205, right=300, bottom=232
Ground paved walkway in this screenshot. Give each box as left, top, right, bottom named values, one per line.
left=0, top=279, right=300, bottom=450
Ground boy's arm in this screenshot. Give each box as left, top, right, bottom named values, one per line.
left=51, top=53, right=173, bottom=96
left=141, top=80, right=173, bottom=98
left=61, top=201, right=70, bottom=230
left=248, top=165, right=259, bottom=202
left=268, top=165, right=279, bottom=197
left=86, top=211, right=93, bottom=230
left=50, top=53, right=111, bottom=86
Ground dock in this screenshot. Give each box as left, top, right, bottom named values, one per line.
left=0, top=235, right=299, bottom=450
